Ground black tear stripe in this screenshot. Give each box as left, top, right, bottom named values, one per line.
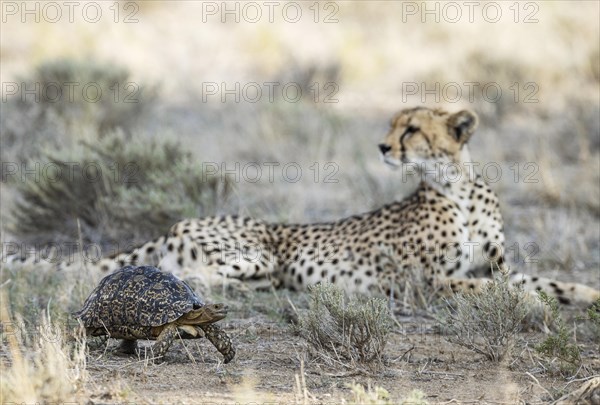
left=400, top=124, right=426, bottom=153
left=422, top=133, right=432, bottom=150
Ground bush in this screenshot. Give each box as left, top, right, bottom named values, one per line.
left=438, top=271, right=530, bottom=362
left=7, top=131, right=231, bottom=248
left=29, top=59, right=150, bottom=130
left=296, top=283, right=393, bottom=372
left=535, top=291, right=582, bottom=376
left=577, top=298, right=600, bottom=348
left=1, top=58, right=154, bottom=162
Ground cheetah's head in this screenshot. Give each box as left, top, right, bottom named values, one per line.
left=378, top=107, right=478, bottom=170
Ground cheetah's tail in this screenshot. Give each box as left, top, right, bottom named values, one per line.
left=1, top=236, right=168, bottom=278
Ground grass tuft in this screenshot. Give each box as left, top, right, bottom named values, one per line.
left=0, top=295, right=87, bottom=403
left=347, top=382, right=428, bottom=405
left=347, top=382, right=392, bottom=405
left=296, top=283, right=393, bottom=372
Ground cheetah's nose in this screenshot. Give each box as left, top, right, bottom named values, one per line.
left=378, top=144, right=392, bottom=154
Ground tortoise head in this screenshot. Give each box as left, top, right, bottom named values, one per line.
left=179, top=303, right=228, bottom=325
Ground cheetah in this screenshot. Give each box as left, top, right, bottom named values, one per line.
left=5, top=107, right=599, bottom=305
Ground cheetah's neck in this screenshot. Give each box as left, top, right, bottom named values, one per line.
left=420, top=147, right=480, bottom=212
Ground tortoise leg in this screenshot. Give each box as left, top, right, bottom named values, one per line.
left=116, top=339, right=138, bottom=355
left=200, top=324, right=235, bottom=364
left=151, top=323, right=178, bottom=359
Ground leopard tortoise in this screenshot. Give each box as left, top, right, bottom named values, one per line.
left=74, top=265, right=235, bottom=363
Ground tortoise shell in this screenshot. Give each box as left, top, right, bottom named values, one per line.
left=75, top=265, right=204, bottom=328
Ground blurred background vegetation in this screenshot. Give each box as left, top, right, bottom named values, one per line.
left=1, top=1, right=598, bottom=283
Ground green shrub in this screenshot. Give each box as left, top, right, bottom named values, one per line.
left=577, top=298, right=600, bottom=348
left=438, top=271, right=530, bottom=362
left=296, top=283, right=393, bottom=371
left=535, top=291, right=582, bottom=375
left=8, top=131, right=230, bottom=248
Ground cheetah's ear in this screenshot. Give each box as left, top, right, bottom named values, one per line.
left=448, top=110, right=478, bottom=143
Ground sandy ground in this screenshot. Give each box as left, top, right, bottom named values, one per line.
left=67, top=291, right=600, bottom=404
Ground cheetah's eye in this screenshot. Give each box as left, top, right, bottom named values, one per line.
left=404, top=125, right=419, bottom=135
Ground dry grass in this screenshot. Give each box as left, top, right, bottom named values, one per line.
left=1, top=247, right=99, bottom=327
left=0, top=293, right=87, bottom=402
left=376, top=246, right=442, bottom=315
left=346, top=382, right=428, bottom=405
